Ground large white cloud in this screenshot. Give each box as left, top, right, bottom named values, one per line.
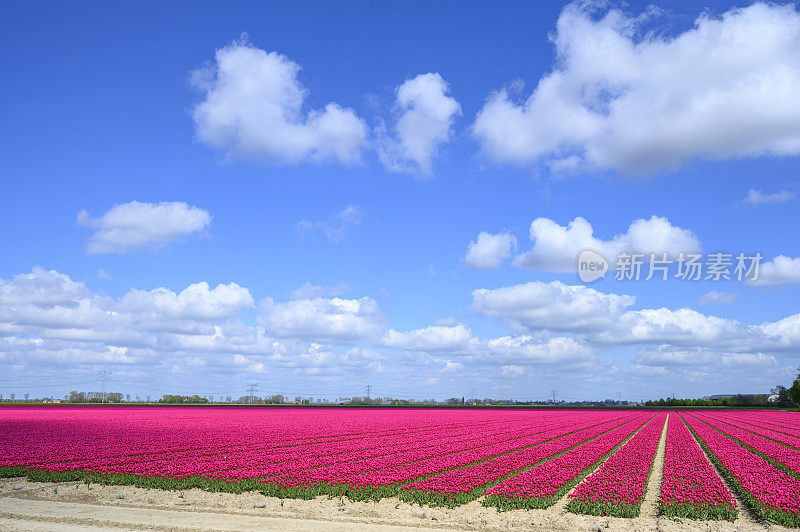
left=77, top=201, right=211, bottom=254
left=630, top=347, right=793, bottom=385
left=751, top=255, right=800, bottom=286
left=486, top=335, right=593, bottom=365
left=464, top=231, right=517, bottom=270
left=191, top=40, right=367, bottom=165
left=382, top=323, right=476, bottom=352
left=118, top=282, right=254, bottom=321
left=514, top=216, right=700, bottom=272
left=759, top=313, right=800, bottom=352
left=3, top=267, right=798, bottom=398
left=259, top=296, right=386, bottom=344
left=472, top=281, right=635, bottom=332
left=0, top=268, right=264, bottom=360
left=0, top=267, right=90, bottom=307
left=471, top=279, right=800, bottom=356
left=595, top=308, right=765, bottom=350
left=376, top=73, right=461, bottom=176
left=473, top=2, right=800, bottom=174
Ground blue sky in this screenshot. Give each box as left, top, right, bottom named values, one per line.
left=1, top=0, right=799, bottom=402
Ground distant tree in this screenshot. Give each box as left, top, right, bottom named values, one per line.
left=68, top=391, right=84, bottom=402
left=158, top=394, right=208, bottom=404
left=772, top=385, right=797, bottom=408
left=790, top=367, right=800, bottom=405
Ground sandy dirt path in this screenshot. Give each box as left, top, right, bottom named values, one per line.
left=2, top=474, right=795, bottom=531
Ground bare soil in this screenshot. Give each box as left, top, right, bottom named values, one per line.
left=0, top=476, right=794, bottom=531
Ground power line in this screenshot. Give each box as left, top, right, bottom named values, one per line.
left=365, top=384, right=372, bottom=400
left=246, top=383, right=258, bottom=404
left=97, top=370, right=112, bottom=404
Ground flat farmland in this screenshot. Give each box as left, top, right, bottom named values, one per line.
left=1, top=407, right=799, bottom=530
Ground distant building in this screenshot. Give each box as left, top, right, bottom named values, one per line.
left=702, top=394, right=737, bottom=400
left=701, top=393, right=770, bottom=402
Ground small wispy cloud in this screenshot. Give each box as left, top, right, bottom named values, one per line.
left=290, top=282, right=350, bottom=299
left=297, top=205, right=363, bottom=243
left=737, top=189, right=795, bottom=206
left=697, top=290, right=739, bottom=305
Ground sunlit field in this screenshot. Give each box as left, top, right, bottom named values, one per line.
left=2, top=407, right=798, bottom=526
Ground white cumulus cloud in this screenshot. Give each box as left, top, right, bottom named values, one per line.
left=751, top=255, right=800, bottom=286
left=487, top=335, right=593, bottom=365
left=513, top=216, right=700, bottom=272
left=473, top=2, right=800, bottom=174
left=595, top=308, right=763, bottom=349
left=0, top=267, right=90, bottom=307
left=472, top=281, right=635, bottom=333
left=376, top=73, right=461, bottom=176
left=118, top=282, right=254, bottom=321
left=77, top=201, right=211, bottom=254
left=630, top=347, right=791, bottom=384
left=191, top=40, right=367, bottom=165
left=259, top=296, right=386, bottom=344
left=382, top=323, right=476, bottom=352
left=464, top=231, right=517, bottom=269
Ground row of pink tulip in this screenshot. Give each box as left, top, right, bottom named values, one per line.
left=682, top=413, right=800, bottom=527
left=2, top=407, right=511, bottom=470
left=699, top=411, right=800, bottom=449
left=689, top=412, right=800, bottom=474
left=2, top=406, right=612, bottom=491
left=316, top=414, right=633, bottom=490
left=702, top=409, right=800, bottom=437
left=205, top=418, right=555, bottom=482
left=658, top=414, right=737, bottom=520
left=566, top=412, right=667, bottom=517
left=482, top=412, right=657, bottom=509
left=280, top=411, right=634, bottom=488
left=400, top=412, right=647, bottom=499
left=58, top=416, right=542, bottom=480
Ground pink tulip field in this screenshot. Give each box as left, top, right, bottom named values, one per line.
left=659, top=413, right=738, bottom=520
left=1, top=406, right=798, bottom=526
left=565, top=412, right=667, bottom=517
